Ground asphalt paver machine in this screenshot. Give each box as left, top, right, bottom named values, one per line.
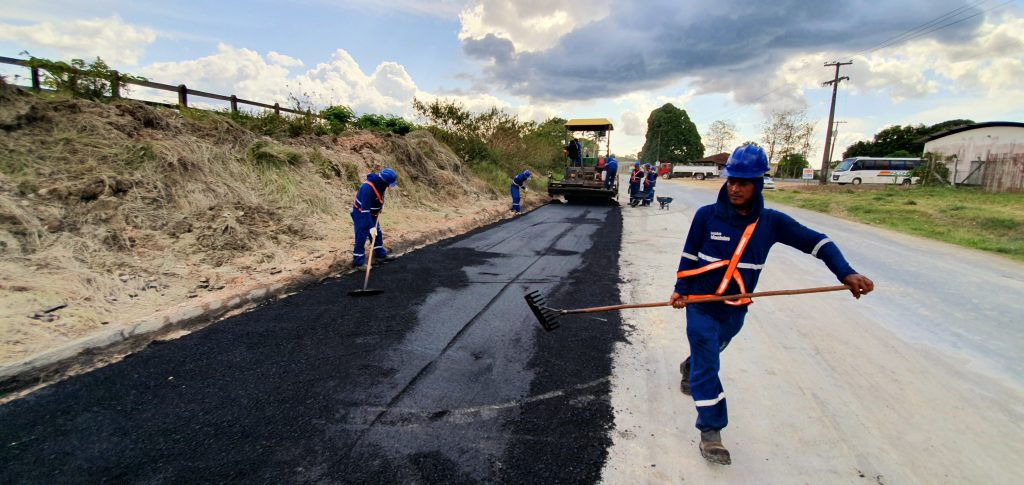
left=547, top=118, right=617, bottom=202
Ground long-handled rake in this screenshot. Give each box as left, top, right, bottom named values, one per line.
left=524, top=285, right=852, bottom=332
left=349, top=228, right=384, bottom=297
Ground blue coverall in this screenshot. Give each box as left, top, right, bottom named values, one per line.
left=604, top=158, right=618, bottom=190
left=350, top=173, right=390, bottom=266
left=674, top=179, right=857, bottom=432
left=628, top=168, right=643, bottom=201
left=510, top=170, right=530, bottom=213
left=642, top=171, right=658, bottom=205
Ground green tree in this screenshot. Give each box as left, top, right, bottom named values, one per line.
left=760, top=108, right=814, bottom=164
left=639, top=103, right=704, bottom=163
left=885, top=149, right=914, bottom=158
left=704, top=119, right=737, bottom=154
left=777, top=153, right=809, bottom=178
left=842, top=119, right=974, bottom=158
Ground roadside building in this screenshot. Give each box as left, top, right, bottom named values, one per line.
left=923, top=121, right=1024, bottom=192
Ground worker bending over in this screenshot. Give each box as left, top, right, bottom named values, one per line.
left=604, top=155, right=619, bottom=190
left=510, top=169, right=531, bottom=214
left=351, top=168, right=397, bottom=267
left=670, top=144, right=874, bottom=465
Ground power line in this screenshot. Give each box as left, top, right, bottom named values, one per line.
left=861, top=0, right=1015, bottom=56
left=844, top=0, right=993, bottom=59
left=710, top=2, right=1015, bottom=131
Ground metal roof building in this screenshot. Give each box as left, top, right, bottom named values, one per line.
left=923, top=121, right=1024, bottom=192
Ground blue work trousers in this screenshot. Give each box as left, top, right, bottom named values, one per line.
left=628, top=182, right=641, bottom=199
left=350, top=211, right=386, bottom=265
left=685, top=304, right=746, bottom=432
left=643, top=185, right=655, bottom=205
left=510, top=183, right=522, bottom=212
left=604, top=169, right=617, bottom=190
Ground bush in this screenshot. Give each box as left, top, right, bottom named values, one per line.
left=912, top=156, right=952, bottom=186
left=354, top=113, right=414, bottom=135
left=22, top=54, right=146, bottom=100
left=412, top=97, right=566, bottom=190
left=321, top=105, right=354, bottom=134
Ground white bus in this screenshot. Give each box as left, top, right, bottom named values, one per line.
left=831, top=157, right=922, bottom=186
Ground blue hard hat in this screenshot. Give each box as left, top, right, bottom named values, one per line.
left=644, top=163, right=652, bottom=169
left=524, top=169, right=531, bottom=177
left=634, top=161, right=640, bottom=166
left=380, top=168, right=398, bottom=187
left=724, top=144, right=770, bottom=178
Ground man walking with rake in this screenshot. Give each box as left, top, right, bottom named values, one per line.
left=669, top=144, right=874, bottom=465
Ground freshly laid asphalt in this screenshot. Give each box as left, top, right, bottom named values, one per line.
left=0, top=203, right=625, bottom=483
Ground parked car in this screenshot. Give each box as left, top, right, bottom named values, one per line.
left=763, top=175, right=776, bottom=189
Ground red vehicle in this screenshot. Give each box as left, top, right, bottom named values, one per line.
left=658, top=162, right=672, bottom=177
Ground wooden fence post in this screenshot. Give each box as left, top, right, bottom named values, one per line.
left=30, top=67, right=41, bottom=92
left=230, top=95, right=238, bottom=114
left=178, top=84, right=188, bottom=108
left=110, top=70, right=120, bottom=98
left=274, top=102, right=280, bottom=116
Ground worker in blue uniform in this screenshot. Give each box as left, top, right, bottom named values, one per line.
left=642, top=163, right=658, bottom=206
left=628, top=161, right=643, bottom=205
left=565, top=138, right=583, bottom=167
left=670, top=144, right=874, bottom=466
left=604, top=156, right=619, bottom=190
left=350, top=168, right=398, bottom=267
left=510, top=169, right=531, bottom=214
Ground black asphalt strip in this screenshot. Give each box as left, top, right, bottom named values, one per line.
left=0, top=205, right=626, bottom=483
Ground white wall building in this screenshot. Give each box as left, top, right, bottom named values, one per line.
left=923, top=122, right=1024, bottom=190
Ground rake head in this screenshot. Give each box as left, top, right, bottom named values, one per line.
left=524, top=291, right=561, bottom=332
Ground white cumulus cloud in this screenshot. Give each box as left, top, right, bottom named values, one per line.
left=459, top=0, right=611, bottom=53
left=0, top=16, right=156, bottom=66
left=267, top=51, right=304, bottom=68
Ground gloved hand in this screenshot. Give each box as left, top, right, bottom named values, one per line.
left=522, top=186, right=528, bottom=193
left=369, top=226, right=378, bottom=238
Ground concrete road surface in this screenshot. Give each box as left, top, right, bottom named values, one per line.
left=601, top=178, right=1024, bottom=483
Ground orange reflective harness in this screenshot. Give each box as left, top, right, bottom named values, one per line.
left=675, top=219, right=759, bottom=306
left=352, top=181, right=383, bottom=213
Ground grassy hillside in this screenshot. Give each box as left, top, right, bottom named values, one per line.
left=0, top=81, right=516, bottom=363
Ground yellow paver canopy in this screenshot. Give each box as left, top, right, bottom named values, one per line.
left=565, top=118, right=614, bottom=131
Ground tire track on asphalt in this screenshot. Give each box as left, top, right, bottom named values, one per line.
left=330, top=209, right=594, bottom=467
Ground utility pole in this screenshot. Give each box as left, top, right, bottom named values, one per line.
left=819, top=61, right=851, bottom=184
left=828, top=120, right=848, bottom=164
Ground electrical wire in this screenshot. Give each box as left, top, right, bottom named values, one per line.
left=843, top=0, right=993, bottom=59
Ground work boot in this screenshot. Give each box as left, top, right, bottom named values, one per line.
left=699, top=430, right=731, bottom=465
left=679, top=359, right=691, bottom=396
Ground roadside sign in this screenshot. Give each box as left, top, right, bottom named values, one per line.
left=802, top=168, right=814, bottom=180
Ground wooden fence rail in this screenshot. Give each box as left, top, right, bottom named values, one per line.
left=0, top=56, right=316, bottom=119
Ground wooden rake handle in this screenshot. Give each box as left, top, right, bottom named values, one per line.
left=560, top=285, right=852, bottom=315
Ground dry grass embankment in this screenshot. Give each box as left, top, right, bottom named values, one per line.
left=0, top=83, right=524, bottom=364
left=763, top=183, right=1024, bottom=261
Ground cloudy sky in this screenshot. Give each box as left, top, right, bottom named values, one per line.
left=2, top=0, right=1022, bottom=160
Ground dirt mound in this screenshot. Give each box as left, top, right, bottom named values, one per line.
left=0, top=87, right=517, bottom=364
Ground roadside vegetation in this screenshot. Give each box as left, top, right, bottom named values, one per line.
left=763, top=185, right=1024, bottom=261
left=0, top=76, right=509, bottom=363
left=412, top=97, right=566, bottom=192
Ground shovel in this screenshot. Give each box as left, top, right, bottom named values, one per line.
left=524, top=285, right=852, bottom=331
left=349, top=226, right=384, bottom=297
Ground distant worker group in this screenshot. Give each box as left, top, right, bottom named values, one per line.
left=626, top=162, right=659, bottom=207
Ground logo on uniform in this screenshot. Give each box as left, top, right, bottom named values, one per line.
left=710, top=231, right=730, bottom=242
